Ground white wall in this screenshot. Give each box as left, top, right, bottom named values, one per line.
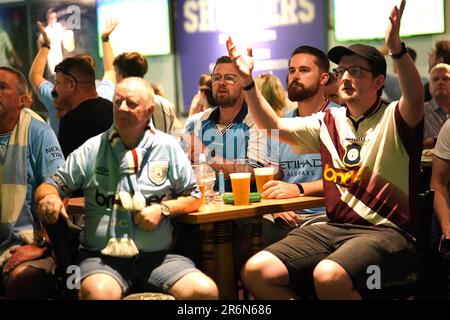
left=145, top=54, right=178, bottom=111
left=327, top=0, right=450, bottom=78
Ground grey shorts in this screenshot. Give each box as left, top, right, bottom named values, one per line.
left=265, top=223, right=419, bottom=297
left=78, top=249, right=199, bottom=294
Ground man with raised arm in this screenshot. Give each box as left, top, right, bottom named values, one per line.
left=229, top=0, right=425, bottom=299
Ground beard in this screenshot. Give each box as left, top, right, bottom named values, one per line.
left=288, top=81, right=320, bottom=102
left=213, top=91, right=239, bottom=107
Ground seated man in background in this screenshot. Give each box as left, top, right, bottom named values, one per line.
left=229, top=0, right=424, bottom=299
left=0, top=67, right=64, bottom=298
left=423, top=63, right=450, bottom=149
left=262, top=46, right=340, bottom=246
left=425, top=40, right=450, bottom=102
left=35, top=77, right=218, bottom=300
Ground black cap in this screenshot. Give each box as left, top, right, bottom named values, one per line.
left=328, top=44, right=386, bottom=77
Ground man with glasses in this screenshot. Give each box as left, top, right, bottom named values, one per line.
left=181, top=56, right=267, bottom=191
left=228, top=0, right=425, bottom=299
left=52, top=56, right=113, bottom=158
left=179, top=56, right=267, bottom=273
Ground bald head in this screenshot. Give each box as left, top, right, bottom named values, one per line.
left=114, top=77, right=156, bottom=135
left=115, top=77, right=154, bottom=109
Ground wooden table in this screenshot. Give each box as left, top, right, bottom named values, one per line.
left=67, top=196, right=325, bottom=300
left=176, top=196, right=325, bottom=300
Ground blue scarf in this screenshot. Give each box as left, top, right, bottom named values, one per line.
left=101, top=126, right=154, bottom=258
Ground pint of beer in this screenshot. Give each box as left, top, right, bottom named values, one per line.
left=230, top=172, right=251, bottom=205
left=254, top=167, right=274, bottom=195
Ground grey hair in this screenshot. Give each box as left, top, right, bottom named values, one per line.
left=0, top=66, right=28, bottom=95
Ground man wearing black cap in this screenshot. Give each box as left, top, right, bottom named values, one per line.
left=226, top=0, right=425, bottom=299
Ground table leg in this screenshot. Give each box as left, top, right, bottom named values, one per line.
left=214, top=220, right=237, bottom=300
left=250, top=216, right=263, bottom=254
left=200, top=223, right=215, bottom=281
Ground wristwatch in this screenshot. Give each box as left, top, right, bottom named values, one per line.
left=389, top=42, right=407, bottom=59
left=34, top=235, right=49, bottom=248
left=160, top=203, right=170, bottom=218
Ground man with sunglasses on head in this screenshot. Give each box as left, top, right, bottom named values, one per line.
left=228, top=0, right=425, bottom=299
left=52, top=56, right=113, bottom=158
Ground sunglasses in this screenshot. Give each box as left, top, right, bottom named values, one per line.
left=54, top=65, right=93, bottom=84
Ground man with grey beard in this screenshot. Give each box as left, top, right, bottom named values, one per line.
left=181, top=56, right=267, bottom=192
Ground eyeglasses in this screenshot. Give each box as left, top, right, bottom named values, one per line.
left=333, top=66, right=371, bottom=79
left=211, top=73, right=238, bottom=85
left=55, top=65, right=93, bottom=84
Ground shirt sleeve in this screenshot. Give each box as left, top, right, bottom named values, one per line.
left=169, top=139, right=201, bottom=199
left=45, top=139, right=95, bottom=198
left=3, top=31, right=13, bottom=52
left=279, top=113, right=322, bottom=154
left=32, top=125, right=65, bottom=185
left=96, top=80, right=115, bottom=102
left=37, top=81, right=59, bottom=133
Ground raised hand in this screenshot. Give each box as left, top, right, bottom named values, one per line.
left=226, top=37, right=254, bottom=82
left=102, top=18, right=120, bottom=40
left=37, top=21, right=51, bottom=46
left=385, top=0, right=405, bottom=53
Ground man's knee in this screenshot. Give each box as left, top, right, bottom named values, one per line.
left=313, top=259, right=351, bottom=288
left=5, top=265, right=53, bottom=299
left=79, top=274, right=123, bottom=300
left=169, top=272, right=218, bottom=300
left=241, top=251, right=277, bottom=285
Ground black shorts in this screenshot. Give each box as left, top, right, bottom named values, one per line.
left=265, top=223, right=418, bottom=297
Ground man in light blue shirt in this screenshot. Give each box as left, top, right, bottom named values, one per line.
left=35, top=77, right=218, bottom=300
left=0, top=67, right=64, bottom=299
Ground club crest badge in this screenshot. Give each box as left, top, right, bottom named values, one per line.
left=343, top=144, right=361, bottom=167
left=148, top=160, right=169, bottom=185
